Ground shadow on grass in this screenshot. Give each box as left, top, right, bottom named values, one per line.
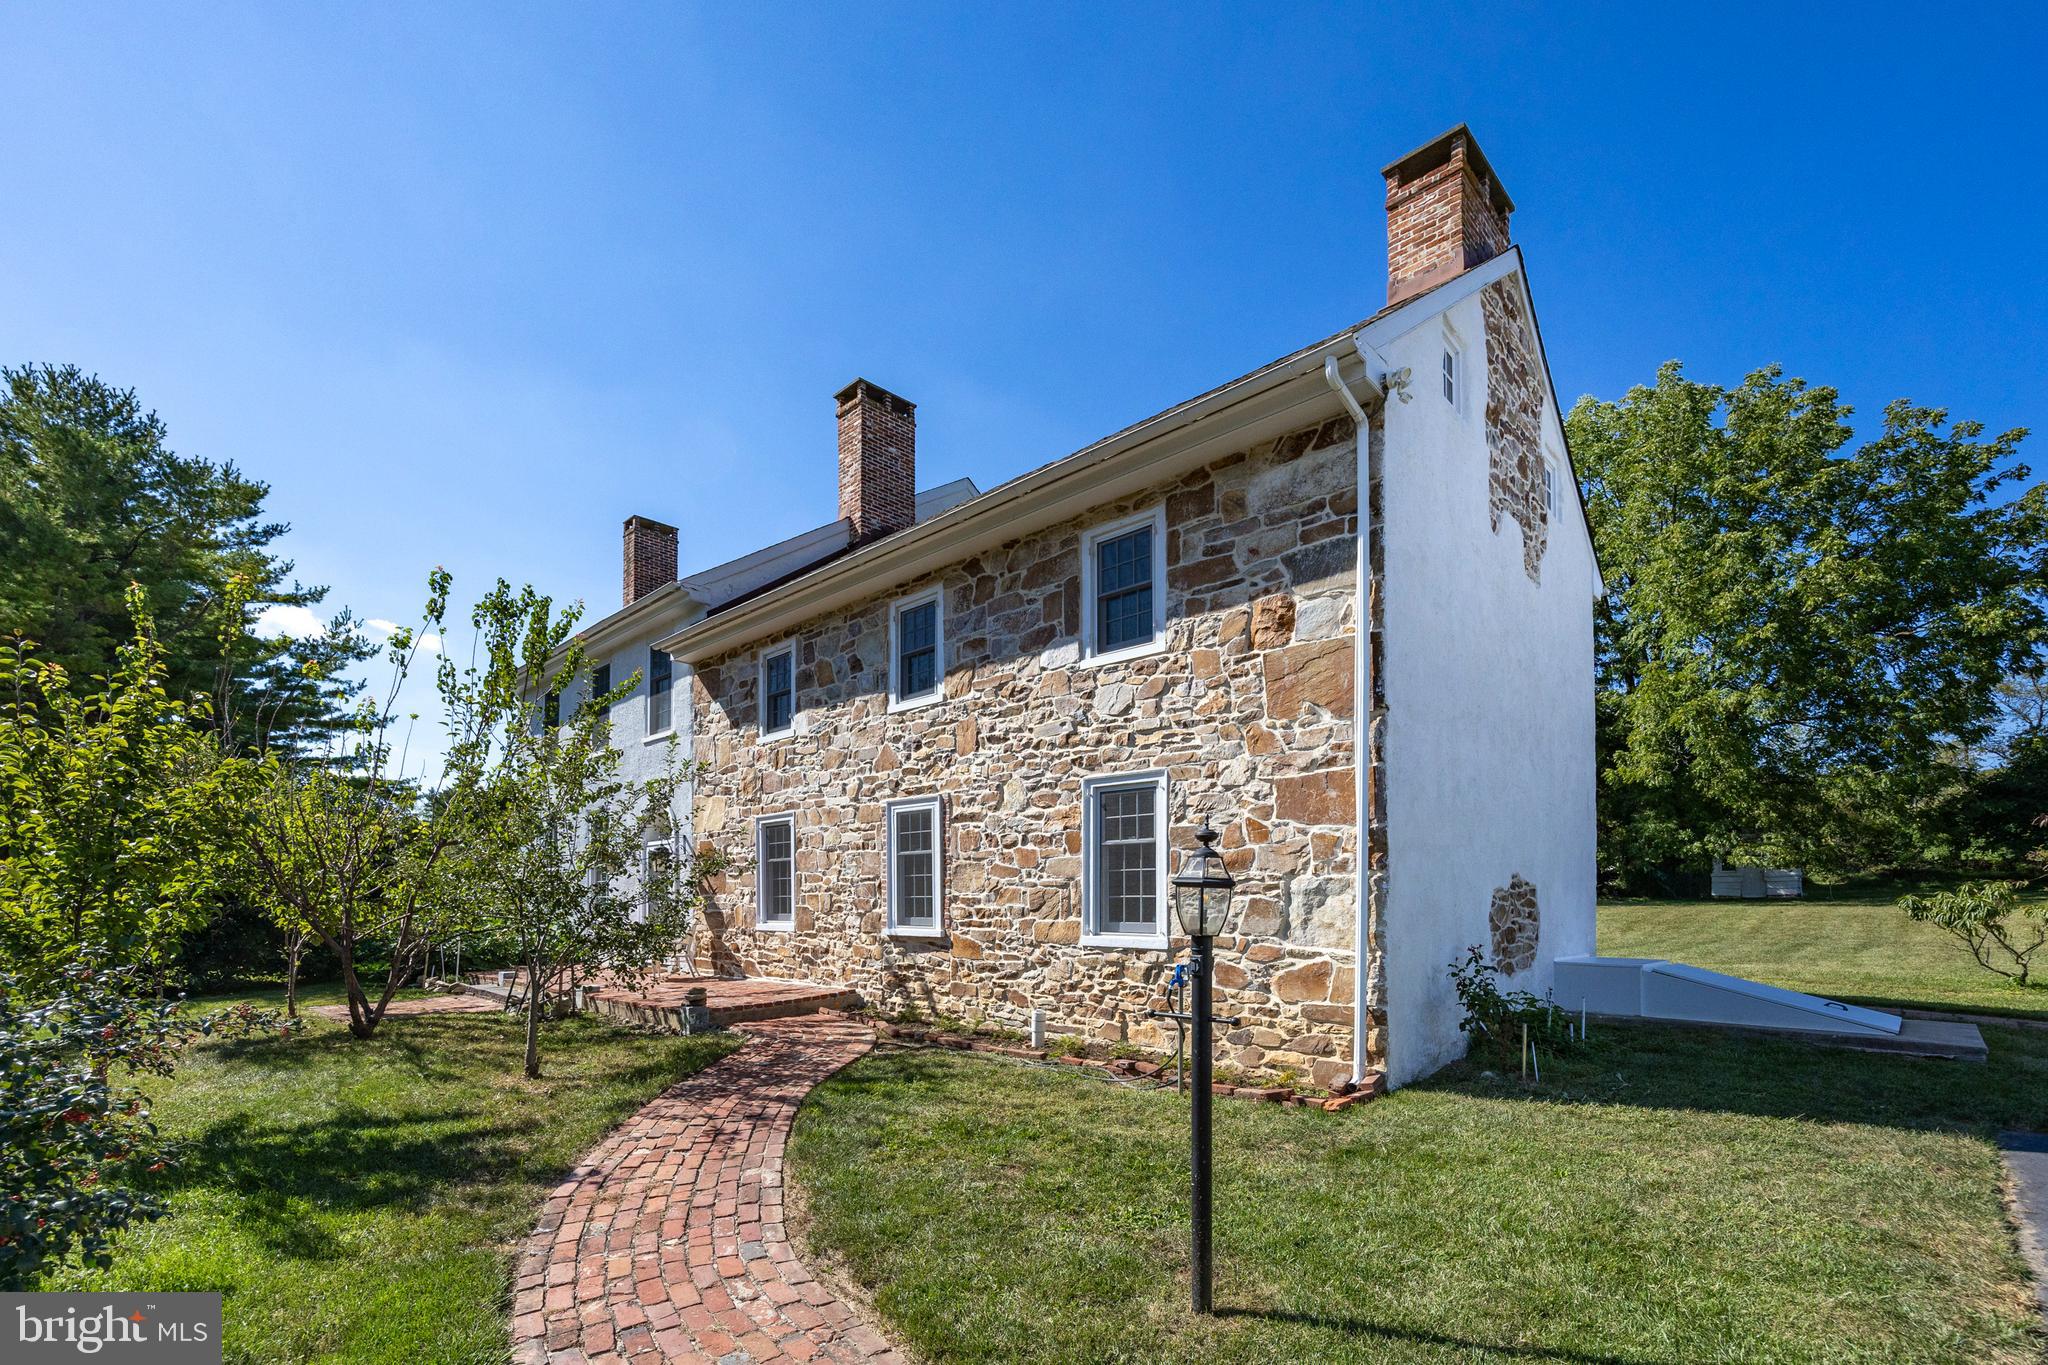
left=1213, top=1307, right=1662, bottom=1365
left=1418, top=1018, right=2048, bottom=1135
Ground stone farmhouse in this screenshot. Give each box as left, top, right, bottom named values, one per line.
left=550, top=125, right=1599, bottom=1088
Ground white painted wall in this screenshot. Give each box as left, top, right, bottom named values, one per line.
left=557, top=608, right=702, bottom=891
left=1373, top=268, right=1600, bottom=1087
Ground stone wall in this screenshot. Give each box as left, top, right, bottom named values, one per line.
left=1488, top=874, right=1539, bottom=976
left=687, top=414, right=1371, bottom=1086
left=1481, top=277, right=1548, bottom=581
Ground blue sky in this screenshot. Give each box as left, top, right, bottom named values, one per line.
left=4, top=4, right=2043, bottom=764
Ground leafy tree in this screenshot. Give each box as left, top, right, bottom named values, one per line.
left=0, top=954, right=279, bottom=1288
left=448, top=593, right=717, bottom=1077
left=239, top=570, right=493, bottom=1038
left=1570, top=363, right=2046, bottom=886
left=0, top=590, right=242, bottom=990
left=1899, top=882, right=2047, bottom=987
left=0, top=364, right=364, bottom=759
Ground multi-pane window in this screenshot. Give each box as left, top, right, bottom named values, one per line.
left=887, top=798, right=942, bottom=935
left=1542, top=464, right=1557, bottom=516
left=891, top=591, right=942, bottom=707
left=756, top=817, right=794, bottom=928
left=1084, top=773, right=1166, bottom=943
left=588, top=663, right=611, bottom=735
left=647, top=648, right=673, bottom=734
left=761, top=647, right=795, bottom=735
left=640, top=841, right=671, bottom=925
left=1442, top=347, right=1458, bottom=406
left=542, top=689, right=560, bottom=730
left=1093, top=523, right=1155, bottom=655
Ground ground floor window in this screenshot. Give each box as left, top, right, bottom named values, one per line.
left=756, top=815, right=795, bottom=930
left=886, top=797, right=943, bottom=936
left=1081, top=771, right=1168, bottom=948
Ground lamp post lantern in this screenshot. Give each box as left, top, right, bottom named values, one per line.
left=1164, top=817, right=1237, bottom=1314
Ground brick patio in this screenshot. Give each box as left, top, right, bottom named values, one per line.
left=511, top=1012, right=902, bottom=1365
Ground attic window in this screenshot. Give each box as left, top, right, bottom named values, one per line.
left=1542, top=462, right=1558, bottom=516
left=1442, top=347, right=1458, bottom=407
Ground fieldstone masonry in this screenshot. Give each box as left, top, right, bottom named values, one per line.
left=1481, top=277, right=1548, bottom=581
left=1489, top=874, right=1540, bottom=976
left=689, top=414, right=1375, bottom=1086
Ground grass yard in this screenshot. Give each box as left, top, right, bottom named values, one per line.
left=1600, top=888, right=2048, bottom=1021
left=790, top=1024, right=2048, bottom=1364
left=51, top=983, right=738, bottom=1365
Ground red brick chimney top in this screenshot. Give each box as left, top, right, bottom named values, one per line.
left=1382, top=124, right=1514, bottom=306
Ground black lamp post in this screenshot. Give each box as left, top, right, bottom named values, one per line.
left=1166, top=818, right=1237, bottom=1314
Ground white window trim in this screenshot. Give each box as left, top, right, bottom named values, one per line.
left=638, top=837, right=676, bottom=925
left=883, top=795, right=945, bottom=938
left=753, top=814, right=796, bottom=932
left=1079, top=769, right=1171, bottom=951
left=1077, top=504, right=1169, bottom=669
left=644, top=647, right=676, bottom=742
left=1440, top=318, right=1467, bottom=418
left=757, top=644, right=797, bottom=742
left=887, top=586, right=946, bottom=713
left=1541, top=459, right=1559, bottom=517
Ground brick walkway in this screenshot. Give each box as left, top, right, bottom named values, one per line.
left=512, top=1013, right=902, bottom=1365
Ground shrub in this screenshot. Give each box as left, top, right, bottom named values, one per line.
left=0, top=955, right=280, bottom=1288
left=1900, top=881, right=2047, bottom=986
left=1448, top=945, right=1579, bottom=1064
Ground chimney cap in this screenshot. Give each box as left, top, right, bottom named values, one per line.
left=1381, top=123, right=1514, bottom=216
left=834, top=377, right=916, bottom=415
left=623, top=513, right=679, bottom=534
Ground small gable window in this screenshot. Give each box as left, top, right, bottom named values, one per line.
left=1542, top=462, right=1558, bottom=517
left=1442, top=347, right=1459, bottom=408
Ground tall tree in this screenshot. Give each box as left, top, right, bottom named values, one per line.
left=1569, top=363, right=2046, bottom=886
left=0, top=364, right=364, bottom=757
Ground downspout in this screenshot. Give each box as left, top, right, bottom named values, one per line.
left=1323, top=349, right=1383, bottom=1086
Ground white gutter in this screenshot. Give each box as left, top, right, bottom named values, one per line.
left=1323, top=342, right=1388, bottom=1087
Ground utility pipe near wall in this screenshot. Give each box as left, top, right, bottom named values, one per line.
left=1323, top=348, right=1385, bottom=1087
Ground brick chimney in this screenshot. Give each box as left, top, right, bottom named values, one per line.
left=834, top=378, right=915, bottom=544
left=1382, top=124, right=1513, bottom=306
left=622, top=515, right=678, bottom=606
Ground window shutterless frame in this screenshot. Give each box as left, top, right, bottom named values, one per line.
left=888, top=587, right=945, bottom=712
left=1078, top=505, right=1168, bottom=667
left=1079, top=770, right=1170, bottom=949
left=883, top=796, right=945, bottom=937
left=754, top=815, right=796, bottom=931
left=646, top=647, right=673, bottom=736
left=758, top=645, right=796, bottom=739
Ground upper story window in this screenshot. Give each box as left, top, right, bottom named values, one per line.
left=647, top=648, right=673, bottom=735
left=587, top=663, right=611, bottom=735
left=760, top=645, right=796, bottom=738
left=541, top=689, right=560, bottom=730
left=886, top=797, right=943, bottom=936
left=1442, top=346, right=1458, bottom=407
left=1080, top=505, right=1168, bottom=664
left=755, top=815, right=795, bottom=931
left=1542, top=462, right=1558, bottom=517
left=889, top=588, right=944, bottom=710
left=1081, top=770, right=1169, bottom=949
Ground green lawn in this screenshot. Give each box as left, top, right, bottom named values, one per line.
left=53, top=984, right=738, bottom=1365
left=1599, top=889, right=2048, bottom=1021
left=789, top=1026, right=2048, bottom=1364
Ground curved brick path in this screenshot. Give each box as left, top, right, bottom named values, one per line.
left=512, top=1013, right=903, bottom=1365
